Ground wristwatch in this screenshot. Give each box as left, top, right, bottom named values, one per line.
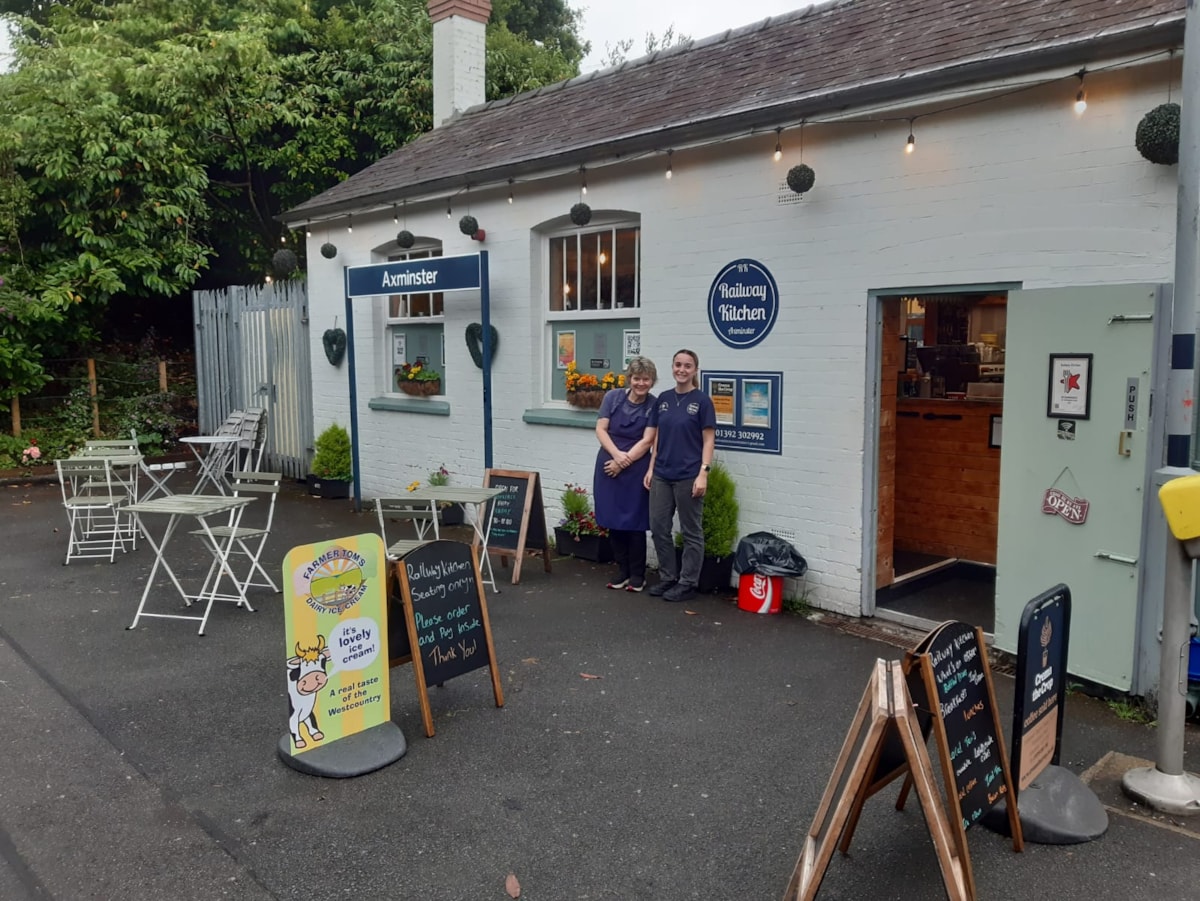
left=701, top=463, right=711, bottom=472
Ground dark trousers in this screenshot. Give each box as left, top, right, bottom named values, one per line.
left=610, top=529, right=648, bottom=584
left=649, top=476, right=704, bottom=585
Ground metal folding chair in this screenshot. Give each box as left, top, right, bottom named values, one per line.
left=375, top=497, right=440, bottom=560
left=190, top=471, right=283, bottom=598
left=238, top=407, right=268, bottom=471
left=130, top=429, right=189, bottom=501
left=55, top=458, right=130, bottom=564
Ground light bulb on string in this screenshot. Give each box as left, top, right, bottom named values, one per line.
left=905, top=120, right=915, bottom=155
left=665, top=150, right=674, bottom=179
left=774, top=128, right=783, bottom=162
left=1073, top=71, right=1088, bottom=115
left=446, top=198, right=452, bottom=219
left=347, top=214, right=353, bottom=234
left=392, top=204, right=399, bottom=225
left=305, top=221, right=312, bottom=238
left=580, top=166, right=588, bottom=196
left=507, top=178, right=514, bottom=204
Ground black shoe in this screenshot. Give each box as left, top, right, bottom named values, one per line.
left=662, top=582, right=697, bottom=602
left=648, top=580, right=677, bottom=597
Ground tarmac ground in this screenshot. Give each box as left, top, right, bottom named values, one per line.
left=1, top=473, right=1199, bottom=900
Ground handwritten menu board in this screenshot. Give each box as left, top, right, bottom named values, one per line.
left=395, top=540, right=504, bottom=737
left=479, top=469, right=552, bottom=584
left=926, top=623, right=1005, bottom=829
left=1012, top=585, right=1071, bottom=793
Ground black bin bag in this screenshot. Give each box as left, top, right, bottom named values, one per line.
left=733, top=531, right=808, bottom=577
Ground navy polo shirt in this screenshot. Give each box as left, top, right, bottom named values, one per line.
left=649, top=388, right=716, bottom=481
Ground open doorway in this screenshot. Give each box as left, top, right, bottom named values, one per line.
left=874, top=290, right=1007, bottom=632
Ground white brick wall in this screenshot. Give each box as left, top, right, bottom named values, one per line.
left=305, top=65, right=1178, bottom=617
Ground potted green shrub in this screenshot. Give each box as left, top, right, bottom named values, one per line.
left=675, top=461, right=739, bottom=593
left=554, top=483, right=613, bottom=563
left=309, top=423, right=352, bottom=499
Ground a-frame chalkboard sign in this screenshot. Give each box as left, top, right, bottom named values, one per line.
left=906, top=622, right=1024, bottom=899
left=477, top=469, right=552, bottom=584
left=392, top=540, right=505, bottom=737
left=783, top=659, right=968, bottom=901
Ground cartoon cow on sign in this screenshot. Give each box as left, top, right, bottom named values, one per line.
left=287, top=635, right=331, bottom=749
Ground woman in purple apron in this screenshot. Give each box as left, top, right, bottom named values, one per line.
left=593, top=356, right=659, bottom=590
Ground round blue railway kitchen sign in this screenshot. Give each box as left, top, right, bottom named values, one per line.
left=707, top=259, right=780, bottom=349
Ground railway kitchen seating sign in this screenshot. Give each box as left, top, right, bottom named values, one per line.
left=394, top=540, right=505, bottom=737
left=278, top=534, right=406, bottom=778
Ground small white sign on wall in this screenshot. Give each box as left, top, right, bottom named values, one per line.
left=392, top=333, right=407, bottom=366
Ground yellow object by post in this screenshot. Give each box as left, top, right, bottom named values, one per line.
left=1158, top=474, right=1200, bottom=540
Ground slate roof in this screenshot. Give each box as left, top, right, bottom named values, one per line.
left=285, top=0, right=1184, bottom=221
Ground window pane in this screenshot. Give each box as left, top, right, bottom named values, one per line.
left=549, top=237, right=566, bottom=312
left=615, top=227, right=639, bottom=309
left=564, top=237, right=578, bottom=310
left=599, top=230, right=613, bottom=309
left=579, top=232, right=600, bottom=311
left=388, top=247, right=443, bottom=318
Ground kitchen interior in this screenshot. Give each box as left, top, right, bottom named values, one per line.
left=875, top=292, right=1007, bottom=632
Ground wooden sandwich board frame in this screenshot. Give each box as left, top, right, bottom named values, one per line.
left=392, top=540, right=504, bottom=737
left=783, top=660, right=969, bottom=901
left=476, top=469, right=552, bottom=584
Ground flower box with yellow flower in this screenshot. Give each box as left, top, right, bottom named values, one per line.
left=397, top=362, right=441, bottom=396
left=564, top=362, right=625, bottom=409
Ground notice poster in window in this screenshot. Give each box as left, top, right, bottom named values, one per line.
left=623, top=329, right=641, bottom=366
left=557, top=331, right=576, bottom=369
left=710, top=379, right=735, bottom=425
left=392, top=333, right=407, bottom=366
left=742, top=379, right=771, bottom=428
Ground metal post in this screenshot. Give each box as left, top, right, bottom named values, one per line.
left=344, top=274, right=363, bottom=513
left=1123, top=4, right=1200, bottom=810
left=480, top=251, right=493, bottom=470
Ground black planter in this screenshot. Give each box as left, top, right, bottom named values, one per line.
left=674, top=548, right=735, bottom=594
left=309, top=477, right=350, bottom=499
left=554, top=527, right=614, bottom=563
left=438, top=504, right=465, bottom=526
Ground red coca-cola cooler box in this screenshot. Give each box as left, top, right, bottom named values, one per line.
left=737, top=573, right=783, bottom=615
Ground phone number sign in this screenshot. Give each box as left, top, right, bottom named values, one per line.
left=702, top=371, right=783, bottom=455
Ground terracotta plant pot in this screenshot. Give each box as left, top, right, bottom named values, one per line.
left=398, top=378, right=441, bottom=397
left=567, top=388, right=606, bottom=409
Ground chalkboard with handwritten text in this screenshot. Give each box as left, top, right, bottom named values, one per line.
left=479, top=469, right=552, bottom=584
left=395, top=540, right=504, bottom=736
left=925, top=622, right=1005, bottom=830
left=912, top=621, right=1022, bottom=856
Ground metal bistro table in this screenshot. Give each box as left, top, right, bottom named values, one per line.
left=180, top=435, right=241, bottom=494
left=404, top=485, right=505, bottom=590
left=125, top=494, right=256, bottom=635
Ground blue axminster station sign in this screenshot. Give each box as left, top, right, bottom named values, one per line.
left=707, top=258, right=780, bottom=349
left=345, top=253, right=482, bottom=297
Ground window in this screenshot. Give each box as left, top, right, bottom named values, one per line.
left=546, top=222, right=640, bottom=402
left=387, top=245, right=446, bottom=395
left=549, top=226, right=640, bottom=312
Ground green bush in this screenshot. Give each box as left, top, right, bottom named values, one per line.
left=674, top=462, right=739, bottom=557
left=311, top=423, right=352, bottom=481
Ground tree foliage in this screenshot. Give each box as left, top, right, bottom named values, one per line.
left=0, top=0, right=583, bottom=398
left=600, top=24, right=689, bottom=69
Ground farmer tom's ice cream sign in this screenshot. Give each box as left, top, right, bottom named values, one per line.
left=707, top=259, right=780, bottom=349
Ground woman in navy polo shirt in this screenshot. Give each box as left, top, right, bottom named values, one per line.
left=646, top=349, right=716, bottom=602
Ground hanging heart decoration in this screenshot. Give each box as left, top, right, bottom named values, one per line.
left=464, top=322, right=500, bottom=369
left=322, top=327, right=347, bottom=366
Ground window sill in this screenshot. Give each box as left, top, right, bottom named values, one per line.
left=523, top=407, right=599, bottom=429
left=368, top=395, right=450, bottom=416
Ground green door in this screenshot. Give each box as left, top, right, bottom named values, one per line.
left=996, top=285, right=1165, bottom=691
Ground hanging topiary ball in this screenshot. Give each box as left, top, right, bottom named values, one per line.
left=396, top=229, right=415, bottom=248
left=1136, top=103, right=1180, bottom=165
left=786, top=164, right=816, bottom=195
left=320, top=242, right=338, bottom=259
left=272, top=248, right=299, bottom=276
left=570, top=202, right=592, bottom=226
left=459, top=215, right=479, bottom=237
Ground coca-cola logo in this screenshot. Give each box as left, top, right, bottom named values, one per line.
left=750, top=574, right=770, bottom=600
left=1041, top=487, right=1089, bottom=525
